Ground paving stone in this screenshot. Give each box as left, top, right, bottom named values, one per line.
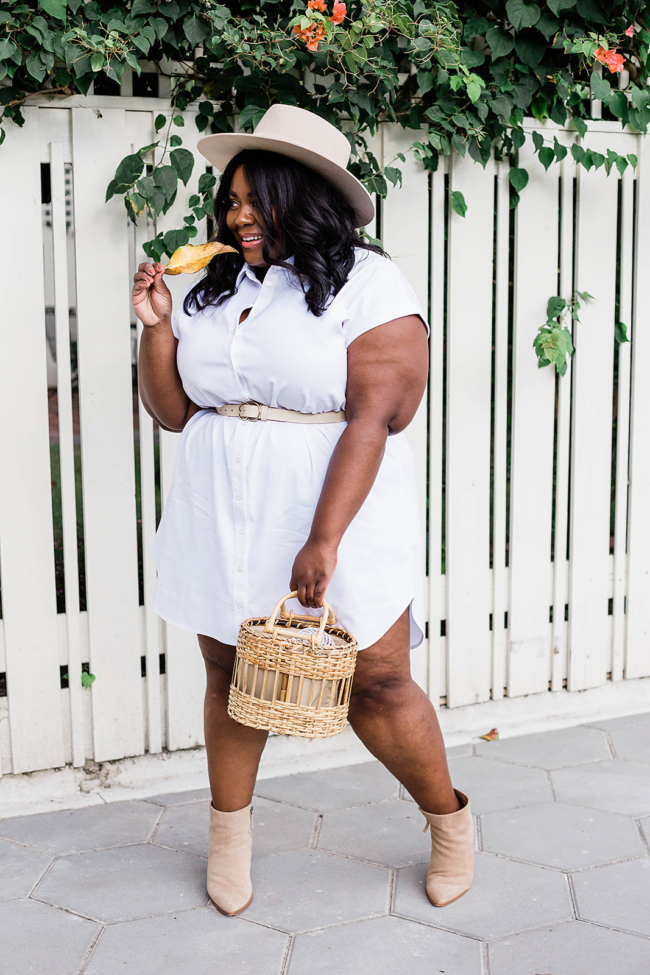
left=0, top=838, right=52, bottom=900
left=0, top=898, right=99, bottom=975
left=35, top=843, right=207, bottom=923
left=245, top=849, right=388, bottom=932
left=489, top=920, right=650, bottom=975
left=552, top=759, right=650, bottom=817
left=254, top=761, right=399, bottom=812
left=318, top=799, right=433, bottom=868
left=475, top=726, right=610, bottom=769
left=584, top=711, right=650, bottom=732
left=288, top=915, right=483, bottom=975
left=435, top=756, right=552, bottom=814
left=85, top=908, right=287, bottom=975
left=394, top=852, right=572, bottom=940
left=573, top=858, right=650, bottom=937
left=481, top=801, right=644, bottom=870
left=610, top=725, right=650, bottom=765
left=640, top=817, right=650, bottom=848
left=153, top=797, right=316, bottom=858
left=0, top=800, right=161, bottom=856
left=146, top=787, right=212, bottom=807
left=446, top=743, right=473, bottom=758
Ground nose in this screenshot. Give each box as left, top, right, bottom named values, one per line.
left=236, top=204, right=257, bottom=227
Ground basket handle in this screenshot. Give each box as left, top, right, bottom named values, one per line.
left=264, top=592, right=335, bottom=647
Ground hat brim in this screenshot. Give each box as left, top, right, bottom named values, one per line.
left=197, top=132, right=375, bottom=229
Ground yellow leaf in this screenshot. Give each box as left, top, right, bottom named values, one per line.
left=164, top=241, right=238, bottom=275
left=479, top=727, right=499, bottom=741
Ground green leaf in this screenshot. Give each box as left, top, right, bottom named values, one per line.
left=153, top=165, right=178, bottom=199
left=384, top=166, right=402, bottom=188
left=198, top=173, right=217, bottom=194
left=450, top=190, right=467, bottom=217
left=416, top=69, right=435, bottom=95
left=615, top=321, right=629, bottom=343
left=539, top=147, right=554, bottom=171
left=172, top=115, right=185, bottom=127
left=627, top=153, right=638, bottom=169
left=511, top=128, right=526, bottom=151
left=491, top=93, right=513, bottom=118
left=553, top=137, right=567, bottom=161
left=114, top=153, right=144, bottom=184
left=631, top=87, right=650, bottom=111
left=0, top=39, right=18, bottom=61
left=81, top=671, right=96, bottom=688
left=571, top=144, right=585, bottom=163
left=90, top=52, right=103, bottom=72
left=40, top=0, right=68, bottom=22
left=505, top=0, right=541, bottom=30
left=591, top=151, right=604, bottom=170
left=576, top=0, right=607, bottom=22
left=170, top=134, right=182, bottom=147
left=532, top=130, right=544, bottom=152
left=155, top=114, right=167, bottom=132
left=466, top=80, right=482, bottom=103
left=26, top=55, right=47, bottom=83
left=590, top=70, right=611, bottom=102
left=170, top=148, right=194, bottom=186
left=509, top=167, right=529, bottom=192
left=163, top=228, right=190, bottom=254
left=515, top=35, right=546, bottom=70
left=615, top=155, right=628, bottom=176
left=546, top=295, right=566, bottom=319
left=547, top=0, right=576, bottom=13
left=239, top=103, right=266, bottom=130
left=184, top=15, right=209, bottom=47
left=573, top=117, right=587, bottom=138
left=485, top=26, right=515, bottom=59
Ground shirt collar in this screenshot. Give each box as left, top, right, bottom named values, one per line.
left=235, top=255, right=295, bottom=287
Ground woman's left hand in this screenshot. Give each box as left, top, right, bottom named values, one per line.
left=290, top=540, right=338, bottom=608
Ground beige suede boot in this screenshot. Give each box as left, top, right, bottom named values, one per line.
left=419, top=790, right=474, bottom=907
left=207, top=803, right=253, bottom=916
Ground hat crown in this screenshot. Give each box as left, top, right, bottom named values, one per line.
left=253, top=105, right=351, bottom=169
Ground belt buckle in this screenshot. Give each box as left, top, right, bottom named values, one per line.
left=239, top=401, right=262, bottom=421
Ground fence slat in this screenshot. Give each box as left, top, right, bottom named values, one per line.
left=0, top=110, right=65, bottom=773
left=428, top=162, right=446, bottom=704
left=568, top=135, right=618, bottom=690
left=382, top=125, right=429, bottom=691
left=71, top=107, right=144, bottom=760
left=492, top=160, right=511, bottom=702
left=446, top=153, right=495, bottom=707
left=612, top=165, right=634, bottom=682
left=626, top=135, right=650, bottom=677
left=507, top=140, right=559, bottom=696
left=551, top=152, right=577, bottom=692
left=51, top=139, right=85, bottom=767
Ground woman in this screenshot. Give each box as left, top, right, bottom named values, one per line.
left=132, top=105, right=473, bottom=916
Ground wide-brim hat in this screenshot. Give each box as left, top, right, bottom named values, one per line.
left=196, top=104, right=375, bottom=229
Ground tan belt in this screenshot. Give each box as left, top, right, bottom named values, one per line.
left=207, top=402, right=346, bottom=424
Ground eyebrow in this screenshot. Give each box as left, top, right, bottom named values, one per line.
left=228, top=190, right=255, bottom=199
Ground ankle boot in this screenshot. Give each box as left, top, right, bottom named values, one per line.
left=207, top=803, right=253, bottom=916
left=419, top=790, right=474, bottom=907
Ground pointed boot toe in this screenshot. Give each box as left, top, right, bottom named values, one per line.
left=207, top=804, right=253, bottom=916
left=420, top=790, right=474, bottom=909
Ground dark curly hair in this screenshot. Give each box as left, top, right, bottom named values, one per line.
left=183, top=148, right=384, bottom=318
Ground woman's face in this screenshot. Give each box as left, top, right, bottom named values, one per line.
left=225, top=166, right=267, bottom=267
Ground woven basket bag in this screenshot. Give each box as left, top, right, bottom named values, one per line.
left=228, top=591, right=358, bottom=738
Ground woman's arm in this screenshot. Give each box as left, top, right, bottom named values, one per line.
left=290, top=315, right=429, bottom=608
left=133, top=262, right=200, bottom=432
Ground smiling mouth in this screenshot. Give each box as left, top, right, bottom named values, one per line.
left=239, top=234, right=263, bottom=246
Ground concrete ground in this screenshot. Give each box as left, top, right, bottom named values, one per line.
left=2, top=713, right=650, bottom=975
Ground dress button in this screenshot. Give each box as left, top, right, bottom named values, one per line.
left=237, top=566, right=243, bottom=572
left=235, top=495, right=241, bottom=501
left=235, top=456, right=241, bottom=463
left=237, top=603, right=243, bottom=610
left=238, top=529, right=244, bottom=535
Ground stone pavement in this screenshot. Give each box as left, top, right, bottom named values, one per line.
left=2, top=713, right=650, bottom=975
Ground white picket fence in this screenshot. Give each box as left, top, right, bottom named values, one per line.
left=0, top=92, right=649, bottom=777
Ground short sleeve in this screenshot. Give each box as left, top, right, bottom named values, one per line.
left=340, top=253, right=429, bottom=348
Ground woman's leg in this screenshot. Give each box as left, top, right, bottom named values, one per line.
left=198, top=634, right=268, bottom=812
left=346, top=608, right=460, bottom=815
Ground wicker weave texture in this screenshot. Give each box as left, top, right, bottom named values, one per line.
left=228, top=595, right=358, bottom=738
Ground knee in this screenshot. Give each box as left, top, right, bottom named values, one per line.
left=349, top=674, right=411, bottom=716
left=198, top=636, right=235, bottom=691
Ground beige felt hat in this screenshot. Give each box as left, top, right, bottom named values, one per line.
left=196, top=104, right=375, bottom=229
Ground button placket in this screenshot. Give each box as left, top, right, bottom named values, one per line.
left=231, top=423, right=249, bottom=618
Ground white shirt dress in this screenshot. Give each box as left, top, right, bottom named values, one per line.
left=152, top=248, right=427, bottom=650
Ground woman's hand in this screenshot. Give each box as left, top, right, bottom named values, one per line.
left=132, top=262, right=173, bottom=328
left=290, top=540, right=338, bottom=609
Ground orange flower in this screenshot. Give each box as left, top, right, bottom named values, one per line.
left=293, top=22, right=325, bottom=52
left=331, top=1, right=346, bottom=24
left=307, top=0, right=326, bottom=9
left=594, top=46, right=625, bottom=73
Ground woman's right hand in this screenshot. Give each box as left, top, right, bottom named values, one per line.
left=132, top=262, right=173, bottom=328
